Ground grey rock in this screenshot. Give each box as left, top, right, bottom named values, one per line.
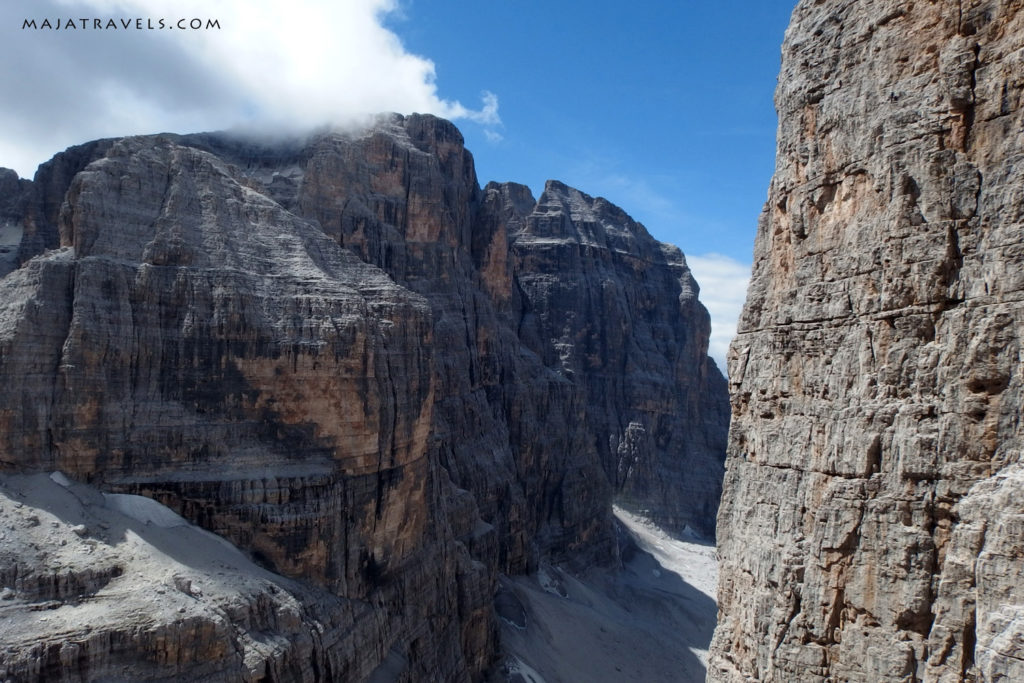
left=711, top=1, right=1024, bottom=681
left=0, top=114, right=727, bottom=680
left=0, top=472, right=389, bottom=683
left=0, top=132, right=478, bottom=680
left=16, top=139, right=114, bottom=266
left=503, top=179, right=728, bottom=537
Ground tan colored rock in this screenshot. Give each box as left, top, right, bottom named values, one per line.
left=711, top=1, right=1024, bottom=681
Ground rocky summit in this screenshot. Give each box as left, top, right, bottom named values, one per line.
left=711, top=0, right=1024, bottom=681
left=0, top=114, right=727, bottom=681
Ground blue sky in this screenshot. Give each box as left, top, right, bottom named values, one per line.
left=0, top=0, right=797, bottom=367
left=391, top=1, right=796, bottom=366
left=391, top=1, right=795, bottom=263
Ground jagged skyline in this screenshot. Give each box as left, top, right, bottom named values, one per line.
left=0, top=0, right=796, bottom=368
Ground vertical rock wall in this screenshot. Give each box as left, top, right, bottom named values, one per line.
left=0, top=114, right=727, bottom=680
left=0, top=137, right=473, bottom=680
left=711, top=1, right=1024, bottom=680
left=504, top=180, right=728, bottom=537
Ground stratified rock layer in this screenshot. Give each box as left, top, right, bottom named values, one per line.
left=505, top=180, right=728, bottom=535
left=0, top=115, right=727, bottom=680
left=711, top=1, right=1024, bottom=681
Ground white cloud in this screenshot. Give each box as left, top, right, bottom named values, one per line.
left=685, top=253, right=751, bottom=374
left=0, top=0, right=500, bottom=177
left=453, top=91, right=501, bottom=126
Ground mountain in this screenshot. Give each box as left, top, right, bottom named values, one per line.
left=0, top=114, right=727, bottom=680
left=710, top=1, right=1024, bottom=680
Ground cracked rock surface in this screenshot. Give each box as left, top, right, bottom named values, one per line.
left=710, top=1, right=1024, bottom=681
left=0, top=114, right=727, bottom=680
left=0, top=472, right=373, bottom=683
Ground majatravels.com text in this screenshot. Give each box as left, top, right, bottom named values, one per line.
left=23, top=18, right=221, bottom=31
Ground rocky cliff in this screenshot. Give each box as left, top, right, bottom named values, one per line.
left=711, top=1, right=1024, bottom=681
left=0, top=114, right=727, bottom=681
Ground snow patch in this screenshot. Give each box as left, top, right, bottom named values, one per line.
left=613, top=505, right=718, bottom=602
left=507, top=656, right=548, bottom=683
left=536, top=566, right=567, bottom=598
left=48, top=471, right=72, bottom=488
left=495, top=508, right=719, bottom=681
left=103, top=493, right=188, bottom=528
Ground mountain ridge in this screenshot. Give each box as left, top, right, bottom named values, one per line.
left=0, top=113, right=728, bottom=680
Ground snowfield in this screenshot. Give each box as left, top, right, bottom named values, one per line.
left=492, top=506, right=719, bottom=682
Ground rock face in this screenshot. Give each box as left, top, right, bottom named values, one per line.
left=711, top=1, right=1024, bottom=681
left=504, top=180, right=728, bottom=535
left=0, top=472, right=386, bottom=683
left=0, top=115, right=727, bottom=680
left=0, top=168, right=31, bottom=278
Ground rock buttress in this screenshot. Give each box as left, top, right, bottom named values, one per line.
left=0, top=136, right=477, bottom=680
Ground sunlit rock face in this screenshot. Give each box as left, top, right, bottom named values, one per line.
left=710, top=1, right=1024, bottom=681
left=0, top=113, right=727, bottom=680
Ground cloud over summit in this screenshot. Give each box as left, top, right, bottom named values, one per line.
left=0, top=0, right=500, bottom=177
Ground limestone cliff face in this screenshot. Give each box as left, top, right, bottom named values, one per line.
left=0, top=114, right=727, bottom=680
left=502, top=180, right=728, bottom=536
left=711, top=1, right=1024, bottom=681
